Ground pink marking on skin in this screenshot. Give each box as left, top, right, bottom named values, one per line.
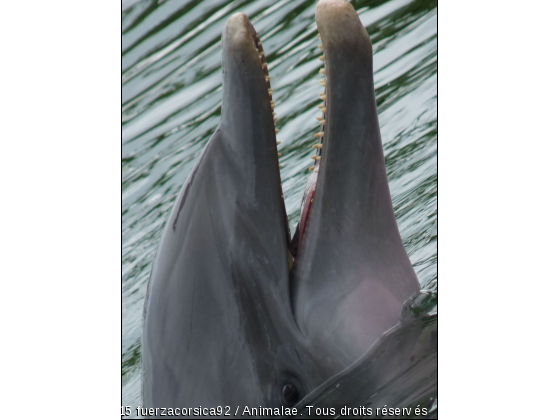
left=341, top=280, right=403, bottom=355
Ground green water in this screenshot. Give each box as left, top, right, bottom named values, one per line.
left=122, top=0, right=437, bottom=414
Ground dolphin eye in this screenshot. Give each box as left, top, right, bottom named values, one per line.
left=282, top=383, right=300, bottom=406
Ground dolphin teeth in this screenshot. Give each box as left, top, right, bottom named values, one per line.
left=319, top=94, right=326, bottom=100
left=320, top=80, right=326, bottom=86
left=318, top=44, right=323, bottom=50
left=319, top=68, right=326, bottom=74
left=309, top=165, right=315, bottom=171
left=268, top=89, right=274, bottom=94
left=319, top=119, right=326, bottom=125
left=319, top=56, right=325, bottom=61
left=273, top=117, right=278, bottom=122
left=314, top=132, right=324, bottom=138
left=265, top=76, right=271, bottom=81
left=277, top=141, right=281, bottom=145
left=262, top=62, right=268, bottom=68
left=320, top=106, right=326, bottom=112
left=314, top=168, right=319, bottom=173
left=275, top=129, right=280, bottom=133
left=312, top=155, right=321, bottom=161
left=258, top=41, right=262, bottom=47
left=278, top=153, right=282, bottom=157
left=316, top=116, right=323, bottom=121
left=271, top=104, right=276, bottom=109
left=312, top=144, right=323, bottom=149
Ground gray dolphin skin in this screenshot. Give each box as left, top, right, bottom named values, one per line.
left=290, top=0, right=420, bottom=370
left=142, top=0, right=436, bottom=418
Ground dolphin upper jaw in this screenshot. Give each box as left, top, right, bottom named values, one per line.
left=218, top=12, right=292, bottom=252
left=220, top=13, right=278, bottom=165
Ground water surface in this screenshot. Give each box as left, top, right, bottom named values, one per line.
left=122, top=0, right=437, bottom=415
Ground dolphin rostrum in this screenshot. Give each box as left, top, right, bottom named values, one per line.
left=142, top=0, right=435, bottom=417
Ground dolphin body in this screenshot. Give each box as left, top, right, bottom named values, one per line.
left=142, top=0, right=437, bottom=418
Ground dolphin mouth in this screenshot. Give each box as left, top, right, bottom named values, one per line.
left=245, top=9, right=328, bottom=260
left=223, top=16, right=326, bottom=260
left=228, top=6, right=355, bottom=263
left=288, top=62, right=326, bottom=257
left=286, top=31, right=327, bottom=257
left=291, top=25, right=331, bottom=256
left=224, top=12, right=324, bottom=261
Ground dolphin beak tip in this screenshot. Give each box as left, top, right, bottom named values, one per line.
left=227, top=12, right=249, bottom=25
left=316, top=0, right=354, bottom=16
left=316, top=0, right=370, bottom=49
left=223, top=13, right=255, bottom=49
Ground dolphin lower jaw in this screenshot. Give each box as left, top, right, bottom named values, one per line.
left=289, top=1, right=379, bottom=257
left=289, top=0, right=420, bottom=367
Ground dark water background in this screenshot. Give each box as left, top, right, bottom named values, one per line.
left=122, top=0, right=437, bottom=415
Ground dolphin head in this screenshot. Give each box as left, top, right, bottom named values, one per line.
left=143, top=1, right=423, bottom=414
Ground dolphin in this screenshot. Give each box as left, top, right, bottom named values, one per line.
left=142, top=0, right=436, bottom=418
